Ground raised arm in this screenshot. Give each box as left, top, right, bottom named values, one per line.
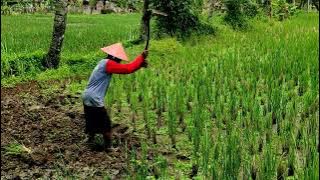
left=106, top=55, right=145, bottom=74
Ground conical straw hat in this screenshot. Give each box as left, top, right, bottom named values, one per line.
left=101, top=43, right=129, bottom=61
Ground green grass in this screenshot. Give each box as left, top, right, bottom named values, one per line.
left=1, top=13, right=140, bottom=57
left=1, top=12, right=319, bottom=179
left=1, top=13, right=142, bottom=85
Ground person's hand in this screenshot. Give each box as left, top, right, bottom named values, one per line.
left=141, top=60, right=148, bottom=68
left=142, top=50, right=149, bottom=59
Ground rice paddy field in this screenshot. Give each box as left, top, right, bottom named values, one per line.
left=1, top=12, right=319, bottom=179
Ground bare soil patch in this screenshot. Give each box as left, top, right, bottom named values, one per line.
left=1, top=81, right=140, bottom=179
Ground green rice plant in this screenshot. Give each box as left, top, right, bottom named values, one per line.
left=114, top=78, right=124, bottom=115
left=200, top=122, right=212, bottom=177
left=167, top=83, right=177, bottom=148
left=129, top=91, right=138, bottom=132
left=302, top=145, right=319, bottom=179
left=1, top=41, right=8, bottom=53
left=175, top=82, right=187, bottom=131
left=261, top=144, right=278, bottom=179
left=222, top=130, right=242, bottom=179
left=154, top=77, right=165, bottom=127
left=191, top=101, right=202, bottom=161
left=210, top=143, right=221, bottom=179
left=242, top=151, right=255, bottom=180
left=152, top=155, right=168, bottom=179
left=128, top=147, right=138, bottom=179
left=229, top=90, right=238, bottom=121
left=137, top=142, right=150, bottom=179
left=287, top=145, right=297, bottom=177
left=271, top=87, right=282, bottom=125
left=148, top=107, right=158, bottom=145
left=128, top=142, right=154, bottom=179
left=136, top=72, right=155, bottom=141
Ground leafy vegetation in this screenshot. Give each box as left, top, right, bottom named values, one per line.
left=4, top=141, right=32, bottom=156
left=151, top=0, right=215, bottom=37
left=224, top=0, right=259, bottom=29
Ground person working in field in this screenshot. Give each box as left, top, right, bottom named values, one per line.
left=82, top=43, right=148, bottom=151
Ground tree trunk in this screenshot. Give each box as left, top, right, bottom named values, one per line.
left=268, top=0, right=272, bottom=18
left=139, top=0, right=150, bottom=42
left=45, top=0, right=68, bottom=69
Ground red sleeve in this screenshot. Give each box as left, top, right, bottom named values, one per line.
left=106, top=55, right=145, bottom=74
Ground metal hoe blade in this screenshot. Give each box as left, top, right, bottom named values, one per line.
left=151, top=9, right=168, bottom=17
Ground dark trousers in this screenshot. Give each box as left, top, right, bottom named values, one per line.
left=83, top=104, right=112, bottom=147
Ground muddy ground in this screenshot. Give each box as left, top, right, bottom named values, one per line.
left=1, top=81, right=143, bottom=179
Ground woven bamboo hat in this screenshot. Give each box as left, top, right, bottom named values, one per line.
left=101, top=43, right=129, bottom=61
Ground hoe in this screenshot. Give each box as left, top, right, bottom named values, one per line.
left=144, top=9, right=168, bottom=50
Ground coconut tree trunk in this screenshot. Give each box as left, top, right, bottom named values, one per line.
left=45, top=0, right=68, bottom=69
left=270, top=0, right=272, bottom=18
left=266, top=0, right=272, bottom=18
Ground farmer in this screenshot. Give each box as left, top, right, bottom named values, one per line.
left=82, top=43, right=148, bottom=151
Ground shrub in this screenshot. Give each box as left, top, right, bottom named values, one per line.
left=224, top=0, right=258, bottom=30
left=273, top=0, right=298, bottom=21
left=1, top=51, right=46, bottom=78
left=151, top=0, right=214, bottom=38
left=1, top=4, right=12, bottom=15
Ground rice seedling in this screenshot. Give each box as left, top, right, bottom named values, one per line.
left=4, top=141, right=32, bottom=156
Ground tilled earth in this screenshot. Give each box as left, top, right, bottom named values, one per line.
left=1, top=81, right=141, bottom=179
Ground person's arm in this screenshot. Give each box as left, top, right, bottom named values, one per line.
left=106, top=55, right=145, bottom=74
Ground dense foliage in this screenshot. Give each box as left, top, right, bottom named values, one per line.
left=151, top=0, right=214, bottom=38
left=223, top=0, right=258, bottom=29
left=272, top=0, right=299, bottom=21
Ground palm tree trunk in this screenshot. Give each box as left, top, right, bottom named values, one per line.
left=45, top=0, right=68, bottom=69
left=263, top=0, right=272, bottom=17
